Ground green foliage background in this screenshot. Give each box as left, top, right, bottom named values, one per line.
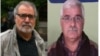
left=1, top=0, right=47, bottom=30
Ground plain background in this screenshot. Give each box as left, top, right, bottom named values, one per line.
left=48, top=1, right=98, bottom=47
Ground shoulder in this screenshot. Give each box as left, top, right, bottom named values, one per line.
left=48, top=42, right=57, bottom=56
left=48, top=42, right=57, bottom=51
left=33, top=29, right=45, bottom=45
left=90, top=40, right=98, bottom=56
left=0, top=30, right=13, bottom=46
left=0, top=30, right=12, bottom=41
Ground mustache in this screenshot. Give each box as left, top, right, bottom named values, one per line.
left=22, top=23, right=32, bottom=27
left=68, top=27, right=78, bottom=31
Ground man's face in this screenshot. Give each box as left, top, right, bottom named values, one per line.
left=15, top=5, right=36, bottom=33
left=60, top=6, right=84, bottom=40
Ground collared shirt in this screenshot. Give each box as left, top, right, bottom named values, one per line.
left=48, top=32, right=98, bottom=56
left=61, top=36, right=82, bottom=56
left=64, top=47, right=78, bottom=56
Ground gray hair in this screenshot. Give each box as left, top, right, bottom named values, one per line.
left=13, top=1, right=38, bottom=18
left=60, top=0, right=84, bottom=17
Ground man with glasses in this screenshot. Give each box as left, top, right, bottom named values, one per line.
left=1, top=1, right=45, bottom=56
left=48, top=0, right=98, bottom=56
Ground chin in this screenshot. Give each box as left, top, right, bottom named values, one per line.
left=20, top=28, right=32, bottom=33
left=66, top=35, right=79, bottom=42
left=67, top=32, right=79, bottom=38
left=24, top=29, right=32, bottom=33
left=68, top=35, right=78, bottom=39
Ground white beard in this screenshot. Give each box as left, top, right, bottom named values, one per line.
left=18, top=25, right=34, bottom=33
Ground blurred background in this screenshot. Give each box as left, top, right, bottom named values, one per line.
left=48, top=0, right=98, bottom=47
left=1, top=0, right=47, bottom=51
left=1, top=0, right=47, bottom=41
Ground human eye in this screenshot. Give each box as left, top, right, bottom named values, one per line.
left=62, top=15, right=70, bottom=21
left=75, top=15, right=83, bottom=21
left=20, top=14, right=27, bottom=18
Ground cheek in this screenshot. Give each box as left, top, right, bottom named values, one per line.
left=31, top=19, right=36, bottom=26
left=77, top=22, right=84, bottom=32
left=61, top=22, right=69, bottom=32
left=15, top=17, right=22, bottom=27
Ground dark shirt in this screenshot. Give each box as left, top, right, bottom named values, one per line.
left=48, top=32, right=98, bottom=56
left=17, top=32, right=38, bottom=56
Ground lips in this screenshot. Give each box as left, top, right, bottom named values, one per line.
left=22, top=24, right=31, bottom=27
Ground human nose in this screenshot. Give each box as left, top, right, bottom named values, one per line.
left=70, top=18, right=76, bottom=26
left=24, top=17, right=30, bottom=22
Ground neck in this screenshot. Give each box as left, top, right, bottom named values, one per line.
left=64, top=37, right=81, bottom=52
left=17, top=29, right=32, bottom=41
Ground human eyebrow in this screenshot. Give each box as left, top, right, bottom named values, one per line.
left=75, top=15, right=83, bottom=19
left=63, top=15, right=70, bottom=17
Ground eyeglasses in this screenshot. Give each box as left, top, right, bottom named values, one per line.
left=61, top=15, right=83, bottom=22
left=16, top=13, right=36, bottom=19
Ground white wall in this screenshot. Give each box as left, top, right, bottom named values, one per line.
left=48, top=1, right=98, bottom=47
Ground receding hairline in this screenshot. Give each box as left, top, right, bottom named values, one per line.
left=17, top=4, right=35, bottom=13
left=13, top=1, right=38, bottom=17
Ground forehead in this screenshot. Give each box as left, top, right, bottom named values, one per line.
left=62, top=6, right=82, bottom=16
left=17, top=4, right=35, bottom=14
